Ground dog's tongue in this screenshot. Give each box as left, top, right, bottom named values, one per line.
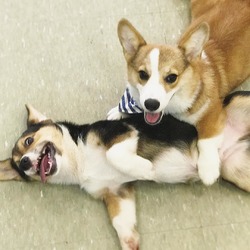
left=145, top=112, right=162, bottom=125
left=40, top=155, right=48, bottom=183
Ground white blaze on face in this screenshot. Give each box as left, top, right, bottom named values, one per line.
left=149, top=48, right=160, bottom=83
left=136, top=48, right=179, bottom=125
left=138, top=48, right=162, bottom=105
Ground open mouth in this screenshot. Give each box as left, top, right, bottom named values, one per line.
left=36, top=143, right=57, bottom=183
left=144, top=111, right=164, bottom=125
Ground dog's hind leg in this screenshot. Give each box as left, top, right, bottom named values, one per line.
left=221, top=137, right=250, bottom=192
left=106, top=136, right=154, bottom=180
left=103, top=185, right=139, bottom=250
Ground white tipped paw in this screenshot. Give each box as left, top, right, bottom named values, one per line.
left=121, top=231, right=139, bottom=250
left=198, top=159, right=220, bottom=186
left=107, top=106, right=123, bottom=120
left=197, top=137, right=222, bottom=186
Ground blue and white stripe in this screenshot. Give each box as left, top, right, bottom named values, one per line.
left=118, top=88, right=143, bottom=114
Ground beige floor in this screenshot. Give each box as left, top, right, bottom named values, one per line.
left=0, top=0, right=250, bottom=249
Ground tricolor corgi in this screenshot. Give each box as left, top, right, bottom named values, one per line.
left=0, top=91, right=250, bottom=250
left=108, top=0, right=250, bottom=186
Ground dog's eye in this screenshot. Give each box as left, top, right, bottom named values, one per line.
left=24, top=137, right=33, bottom=146
left=138, top=70, right=149, bottom=81
left=164, top=74, right=178, bottom=84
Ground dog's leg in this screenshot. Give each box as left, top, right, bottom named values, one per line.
left=0, top=159, right=22, bottom=181
left=197, top=134, right=222, bottom=185
left=221, top=138, right=250, bottom=192
left=106, top=137, right=154, bottom=180
left=103, top=185, right=139, bottom=250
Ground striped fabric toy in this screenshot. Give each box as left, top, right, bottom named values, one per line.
left=118, top=88, right=143, bottom=114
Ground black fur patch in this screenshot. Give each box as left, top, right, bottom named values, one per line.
left=22, top=122, right=62, bottom=137
left=60, top=114, right=197, bottom=149
left=58, top=122, right=90, bottom=144
left=126, top=114, right=197, bottom=147
left=223, top=91, right=250, bottom=107
left=11, top=158, right=29, bottom=181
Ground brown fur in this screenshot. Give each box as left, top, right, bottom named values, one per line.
left=117, top=0, right=250, bottom=185
left=107, top=130, right=136, bottom=149
left=0, top=159, right=21, bottom=181
left=178, top=0, right=250, bottom=136
left=190, top=0, right=250, bottom=92
left=103, top=185, right=135, bottom=219
left=120, top=1, right=250, bottom=137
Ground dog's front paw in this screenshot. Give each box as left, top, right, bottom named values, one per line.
left=107, top=106, right=123, bottom=120
left=198, top=156, right=220, bottom=185
left=197, top=136, right=222, bottom=185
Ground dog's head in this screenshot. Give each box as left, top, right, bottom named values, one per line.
left=118, top=19, right=209, bottom=125
left=0, top=105, right=64, bottom=183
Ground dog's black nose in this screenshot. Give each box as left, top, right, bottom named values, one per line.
left=20, top=156, right=32, bottom=171
left=144, top=99, right=160, bottom=111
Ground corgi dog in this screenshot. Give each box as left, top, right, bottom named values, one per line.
left=0, top=91, right=250, bottom=250
left=108, top=0, right=250, bottom=186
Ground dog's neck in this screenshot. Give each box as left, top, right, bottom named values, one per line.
left=48, top=124, right=90, bottom=186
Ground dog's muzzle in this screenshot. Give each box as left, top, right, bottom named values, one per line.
left=19, top=142, right=57, bottom=183
left=144, top=99, right=163, bottom=125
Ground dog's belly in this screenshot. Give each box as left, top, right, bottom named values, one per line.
left=153, top=148, right=199, bottom=183
left=219, top=120, right=248, bottom=160
left=82, top=175, right=134, bottom=198
left=81, top=157, right=135, bottom=197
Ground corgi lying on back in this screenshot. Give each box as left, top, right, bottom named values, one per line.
left=0, top=91, right=250, bottom=250
left=108, top=0, right=250, bottom=186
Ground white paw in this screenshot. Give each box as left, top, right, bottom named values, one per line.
left=197, top=136, right=222, bottom=186
left=136, top=160, right=155, bottom=181
left=107, top=106, right=123, bottom=120
left=121, top=231, right=139, bottom=250
left=198, top=157, right=220, bottom=186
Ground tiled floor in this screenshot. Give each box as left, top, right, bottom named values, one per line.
left=0, top=0, right=250, bottom=249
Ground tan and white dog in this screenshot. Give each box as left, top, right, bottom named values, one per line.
left=0, top=91, right=250, bottom=250
left=108, top=0, right=250, bottom=186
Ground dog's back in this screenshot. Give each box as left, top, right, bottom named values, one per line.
left=186, top=0, right=250, bottom=95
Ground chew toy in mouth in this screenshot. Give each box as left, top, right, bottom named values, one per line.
left=144, top=111, right=163, bottom=125
left=36, top=143, right=56, bottom=183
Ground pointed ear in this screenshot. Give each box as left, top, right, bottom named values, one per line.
left=25, top=104, right=49, bottom=127
left=118, top=19, right=146, bottom=61
left=179, top=22, right=209, bottom=62
left=0, top=159, right=22, bottom=181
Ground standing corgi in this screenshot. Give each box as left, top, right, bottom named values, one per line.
left=108, top=0, right=250, bottom=185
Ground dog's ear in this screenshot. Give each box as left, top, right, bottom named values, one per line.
left=0, top=159, right=22, bottom=181
left=118, top=19, right=146, bottom=61
left=179, top=22, right=209, bottom=62
left=25, top=104, right=49, bottom=127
